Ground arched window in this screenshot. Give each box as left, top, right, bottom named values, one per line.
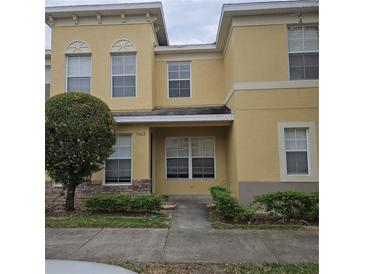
left=110, top=39, right=136, bottom=53
left=65, top=41, right=91, bottom=54
left=65, top=41, right=91, bottom=93
left=110, top=39, right=137, bottom=98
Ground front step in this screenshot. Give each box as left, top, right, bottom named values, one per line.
left=167, top=195, right=212, bottom=204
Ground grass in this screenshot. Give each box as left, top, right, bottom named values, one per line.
left=212, top=222, right=305, bottom=230
left=110, top=261, right=319, bottom=274
left=45, top=213, right=171, bottom=228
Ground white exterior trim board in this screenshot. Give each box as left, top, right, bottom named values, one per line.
left=114, top=114, right=234, bottom=123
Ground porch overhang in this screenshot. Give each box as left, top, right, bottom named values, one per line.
left=112, top=106, right=233, bottom=124
left=114, top=114, right=233, bottom=123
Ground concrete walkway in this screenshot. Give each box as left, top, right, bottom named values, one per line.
left=46, top=203, right=318, bottom=263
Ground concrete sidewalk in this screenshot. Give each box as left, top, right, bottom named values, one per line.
left=46, top=204, right=318, bottom=263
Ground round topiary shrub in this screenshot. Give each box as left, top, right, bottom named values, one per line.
left=45, top=92, right=116, bottom=210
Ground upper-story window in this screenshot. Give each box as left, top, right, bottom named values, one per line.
left=288, top=25, right=319, bottom=80
left=110, top=39, right=137, bottom=98
left=111, top=54, right=136, bottom=97
left=168, top=62, right=191, bottom=98
left=45, top=65, right=51, bottom=100
left=65, top=41, right=92, bottom=93
left=66, top=55, right=91, bottom=93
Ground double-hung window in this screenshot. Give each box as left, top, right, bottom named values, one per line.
left=168, top=62, right=191, bottom=98
left=288, top=24, right=319, bottom=80
left=105, top=135, right=132, bottom=184
left=284, top=128, right=309, bottom=174
left=166, top=137, right=215, bottom=179
left=66, top=55, right=91, bottom=93
left=45, top=65, right=51, bottom=100
left=111, top=54, right=136, bottom=97
left=166, top=138, right=189, bottom=179
left=191, top=137, right=215, bottom=178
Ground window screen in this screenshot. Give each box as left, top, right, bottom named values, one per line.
left=191, top=137, right=215, bottom=178
left=166, top=138, right=189, bottom=178
left=284, top=128, right=309, bottom=174
left=288, top=25, right=319, bottom=80
left=67, top=55, right=91, bottom=93
left=105, top=135, right=132, bottom=184
left=45, top=65, right=51, bottom=100
left=111, top=54, right=136, bottom=97
left=168, top=63, right=191, bottom=98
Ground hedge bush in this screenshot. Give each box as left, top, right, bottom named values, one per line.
left=252, top=191, right=319, bottom=223
left=210, top=186, right=255, bottom=223
left=86, top=194, right=162, bottom=213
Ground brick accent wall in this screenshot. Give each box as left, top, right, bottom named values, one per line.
left=45, top=179, right=151, bottom=212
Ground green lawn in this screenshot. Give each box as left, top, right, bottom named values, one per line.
left=113, top=261, right=319, bottom=274
left=45, top=214, right=171, bottom=228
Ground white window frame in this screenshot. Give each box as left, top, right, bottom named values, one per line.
left=65, top=54, right=92, bottom=93
left=103, top=134, right=133, bottom=186
left=45, top=65, right=51, bottom=100
left=167, top=62, right=192, bottom=99
left=165, top=136, right=216, bottom=180
left=284, top=128, right=310, bottom=175
left=278, top=122, right=318, bottom=182
left=110, top=53, right=137, bottom=98
left=287, top=24, right=319, bottom=80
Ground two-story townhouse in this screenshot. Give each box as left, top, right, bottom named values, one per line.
left=45, top=0, right=319, bottom=210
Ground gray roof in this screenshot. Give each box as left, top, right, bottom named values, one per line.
left=113, top=106, right=231, bottom=117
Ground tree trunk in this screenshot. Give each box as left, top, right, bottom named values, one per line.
left=65, top=183, right=77, bottom=211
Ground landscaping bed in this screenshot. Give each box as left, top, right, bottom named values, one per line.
left=46, top=194, right=173, bottom=228
left=209, top=186, right=318, bottom=230
left=108, top=261, right=319, bottom=274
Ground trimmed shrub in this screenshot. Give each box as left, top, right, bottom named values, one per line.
left=252, top=191, right=319, bottom=223
left=210, top=186, right=255, bottom=223
left=86, top=194, right=162, bottom=213
left=46, top=92, right=115, bottom=210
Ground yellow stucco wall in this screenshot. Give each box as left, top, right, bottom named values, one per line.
left=50, top=24, right=155, bottom=111
left=154, top=59, right=225, bottom=107
left=153, top=126, right=228, bottom=195
left=223, top=24, right=289, bottom=97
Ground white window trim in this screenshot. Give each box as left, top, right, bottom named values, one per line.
left=164, top=136, right=216, bottom=180
left=284, top=128, right=310, bottom=175
left=52, top=180, right=63, bottom=188
left=110, top=53, right=137, bottom=98
left=65, top=54, right=92, bottom=93
left=278, top=122, right=318, bottom=182
left=167, top=61, right=192, bottom=99
left=103, top=134, right=133, bottom=186
left=287, top=24, right=319, bottom=81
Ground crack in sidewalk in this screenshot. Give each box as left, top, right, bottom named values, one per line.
left=71, top=228, right=104, bottom=255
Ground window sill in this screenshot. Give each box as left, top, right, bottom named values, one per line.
left=103, top=183, right=132, bottom=186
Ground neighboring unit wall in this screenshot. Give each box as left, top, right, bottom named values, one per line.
left=50, top=24, right=155, bottom=111
left=154, top=126, right=228, bottom=195
left=154, top=57, right=225, bottom=107
left=227, top=87, right=319, bottom=202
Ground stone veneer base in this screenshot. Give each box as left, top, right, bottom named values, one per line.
left=45, top=179, right=151, bottom=212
